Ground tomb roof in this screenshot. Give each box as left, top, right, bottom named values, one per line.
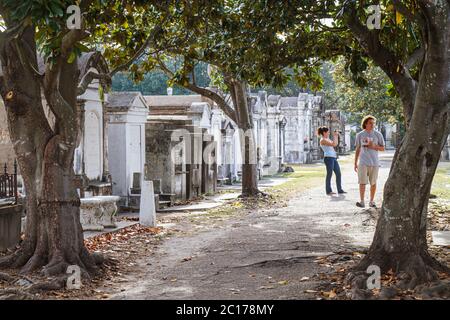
left=279, top=97, right=298, bottom=108
left=108, top=91, right=148, bottom=111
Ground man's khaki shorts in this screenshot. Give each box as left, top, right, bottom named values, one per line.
left=358, top=165, right=379, bottom=185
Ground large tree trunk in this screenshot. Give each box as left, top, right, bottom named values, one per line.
left=24, top=134, right=96, bottom=277
left=356, top=3, right=450, bottom=287
left=0, top=27, right=97, bottom=278
left=231, top=80, right=260, bottom=197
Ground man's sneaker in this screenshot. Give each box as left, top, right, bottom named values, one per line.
left=369, top=201, right=377, bottom=208
left=356, top=202, right=365, bottom=208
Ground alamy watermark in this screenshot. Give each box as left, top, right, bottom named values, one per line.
left=66, top=265, right=81, bottom=290
left=366, top=5, right=381, bottom=30
left=170, top=127, right=260, bottom=166
left=66, top=5, right=81, bottom=30
left=366, top=264, right=381, bottom=290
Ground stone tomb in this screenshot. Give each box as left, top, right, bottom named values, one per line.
left=144, top=96, right=218, bottom=204
left=145, top=118, right=193, bottom=204
left=0, top=204, right=22, bottom=252
left=280, top=93, right=327, bottom=164
left=107, top=91, right=149, bottom=207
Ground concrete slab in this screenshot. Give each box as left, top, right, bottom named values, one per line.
left=431, top=231, right=450, bottom=246
left=216, top=176, right=289, bottom=192
left=139, top=181, right=156, bottom=227
left=158, top=201, right=222, bottom=213
left=209, top=192, right=240, bottom=201
left=83, top=220, right=138, bottom=239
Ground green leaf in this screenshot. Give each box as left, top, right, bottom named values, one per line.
left=67, top=51, right=77, bottom=64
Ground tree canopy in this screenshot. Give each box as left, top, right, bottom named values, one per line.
left=325, top=58, right=403, bottom=125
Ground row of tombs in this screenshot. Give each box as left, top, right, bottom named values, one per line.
left=0, top=53, right=348, bottom=239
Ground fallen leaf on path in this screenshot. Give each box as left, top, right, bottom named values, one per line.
left=300, top=277, right=310, bottom=281
left=305, top=290, right=318, bottom=293
left=322, top=290, right=337, bottom=299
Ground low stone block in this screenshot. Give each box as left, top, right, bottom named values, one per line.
left=80, top=196, right=120, bottom=231
left=140, top=180, right=156, bottom=227
left=0, top=205, right=23, bottom=252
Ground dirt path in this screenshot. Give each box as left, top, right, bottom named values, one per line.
left=109, top=152, right=394, bottom=300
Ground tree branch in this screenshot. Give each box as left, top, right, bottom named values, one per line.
left=43, top=21, right=90, bottom=119
left=43, top=57, right=75, bottom=122
left=109, top=25, right=163, bottom=77
left=0, top=74, right=5, bottom=97
left=42, top=28, right=87, bottom=120
left=405, top=46, right=425, bottom=70
left=79, top=0, right=95, bottom=11
left=223, top=74, right=240, bottom=124
left=157, top=57, right=237, bottom=123
left=60, top=29, right=89, bottom=59
left=344, top=5, right=417, bottom=124
left=77, top=71, right=111, bottom=96
left=13, top=38, right=44, bottom=81
left=392, top=0, right=424, bottom=26
left=109, top=6, right=174, bottom=77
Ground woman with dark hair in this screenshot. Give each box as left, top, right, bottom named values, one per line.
left=318, top=126, right=346, bottom=195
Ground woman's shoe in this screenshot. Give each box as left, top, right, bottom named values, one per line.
left=338, top=190, right=347, bottom=194
left=327, top=192, right=336, bottom=196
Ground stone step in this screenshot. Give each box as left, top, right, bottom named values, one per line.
left=431, top=231, right=450, bottom=246
left=158, top=193, right=175, bottom=203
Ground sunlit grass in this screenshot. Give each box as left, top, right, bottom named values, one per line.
left=189, top=163, right=327, bottom=222
left=269, top=164, right=325, bottom=198
left=431, top=161, right=450, bottom=200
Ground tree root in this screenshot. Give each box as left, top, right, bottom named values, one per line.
left=27, top=277, right=66, bottom=293
left=91, top=251, right=107, bottom=266
left=239, top=190, right=268, bottom=199
left=0, top=249, right=33, bottom=269
left=0, top=247, right=101, bottom=282
left=0, top=288, right=36, bottom=300
left=20, top=251, right=46, bottom=275
left=42, top=259, right=70, bottom=278
left=348, top=248, right=449, bottom=293
left=0, top=272, right=15, bottom=283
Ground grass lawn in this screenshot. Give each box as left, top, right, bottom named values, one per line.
left=431, top=161, right=450, bottom=200
left=189, top=163, right=327, bottom=223
left=269, top=164, right=325, bottom=198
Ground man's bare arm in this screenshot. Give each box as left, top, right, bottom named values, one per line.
left=354, top=146, right=361, bottom=172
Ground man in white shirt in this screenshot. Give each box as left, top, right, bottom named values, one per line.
left=354, top=115, right=385, bottom=208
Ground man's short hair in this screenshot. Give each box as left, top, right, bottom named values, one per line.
left=361, top=115, right=376, bottom=129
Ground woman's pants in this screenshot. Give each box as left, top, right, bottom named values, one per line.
left=324, top=157, right=343, bottom=194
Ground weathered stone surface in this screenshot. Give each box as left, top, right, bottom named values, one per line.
left=140, top=180, right=156, bottom=227
left=80, top=196, right=120, bottom=231
left=0, top=204, right=23, bottom=252
left=350, top=288, right=372, bottom=300
left=379, top=287, right=398, bottom=300
left=107, top=91, right=148, bottom=201
left=431, top=231, right=450, bottom=246
left=420, top=281, right=450, bottom=298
